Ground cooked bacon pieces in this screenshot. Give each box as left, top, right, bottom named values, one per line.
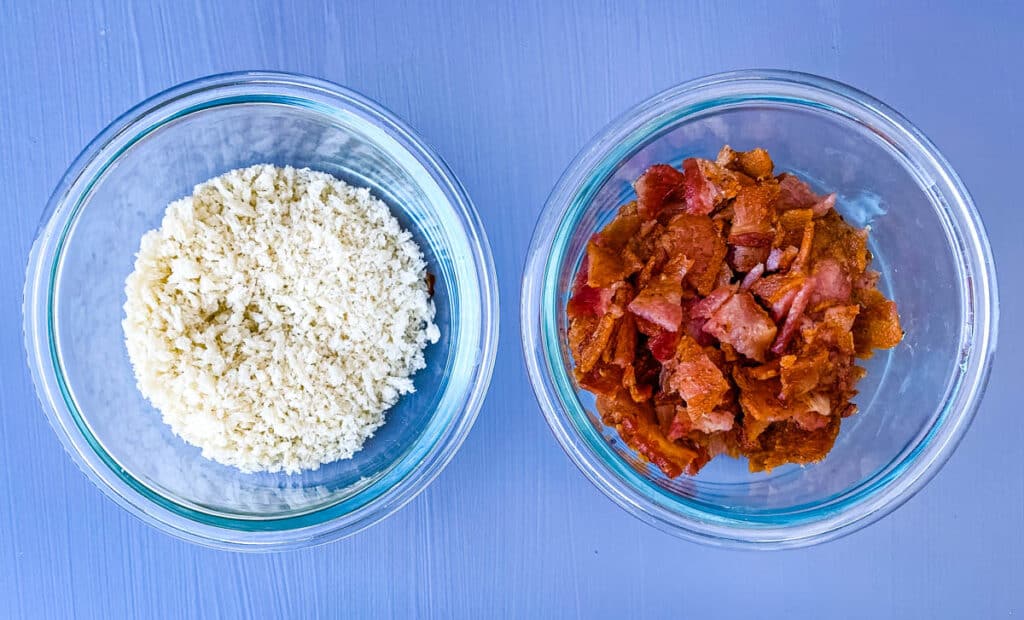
left=702, top=291, right=777, bottom=363
left=567, top=145, right=903, bottom=476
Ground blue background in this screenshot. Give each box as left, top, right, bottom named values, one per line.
left=1, top=1, right=1021, bottom=618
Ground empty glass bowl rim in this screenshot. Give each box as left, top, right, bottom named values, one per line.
left=23, top=71, right=499, bottom=550
left=521, top=69, right=998, bottom=549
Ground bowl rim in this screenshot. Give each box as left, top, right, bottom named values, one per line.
left=520, top=69, right=999, bottom=549
left=23, top=70, right=500, bottom=551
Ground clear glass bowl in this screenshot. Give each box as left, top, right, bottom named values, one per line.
left=24, top=72, right=498, bottom=550
left=521, top=70, right=998, bottom=548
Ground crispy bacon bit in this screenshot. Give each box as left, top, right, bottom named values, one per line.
left=745, top=416, right=840, bottom=472
left=566, top=149, right=902, bottom=477
left=702, top=291, right=777, bottom=362
left=856, top=269, right=881, bottom=291
left=647, top=328, right=681, bottom=362
left=750, top=273, right=804, bottom=321
left=793, top=220, right=816, bottom=271
left=690, top=285, right=735, bottom=319
left=730, top=245, right=770, bottom=273
left=586, top=242, right=630, bottom=288
left=811, top=193, right=837, bottom=217
left=668, top=406, right=736, bottom=439
left=611, top=313, right=637, bottom=367
left=771, top=278, right=814, bottom=355
left=777, top=173, right=821, bottom=210
left=594, top=203, right=642, bottom=249
left=853, top=288, right=903, bottom=356
left=661, top=336, right=730, bottom=415
left=681, top=158, right=722, bottom=215
left=767, top=245, right=799, bottom=272
left=662, top=214, right=728, bottom=295
left=741, top=263, right=765, bottom=290
left=718, top=145, right=774, bottom=180
left=598, top=391, right=698, bottom=478
left=728, top=182, right=779, bottom=247
left=622, top=364, right=653, bottom=403
left=573, top=312, right=619, bottom=375
left=627, top=255, right=693, bottom=331
left=810, top=258, right=852, bottom=309
left=634, top=164, right=686, bottom=220
left=567, top=256, right=614, bottom=318
left=779, top=350, right=825, bottom=401
left=628, top=274, right=684, bottom=331
left=712, top=262, right=733, bottom=289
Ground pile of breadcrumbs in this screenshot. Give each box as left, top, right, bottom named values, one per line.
left=123, top=164, right=439, bottom=474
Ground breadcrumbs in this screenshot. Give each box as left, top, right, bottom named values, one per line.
left=123, top=164, right=439, bottom=474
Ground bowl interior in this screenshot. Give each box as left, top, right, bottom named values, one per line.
left=553, top=103, right=965, bottom=517
left=51, top=100, right=479, bottom=520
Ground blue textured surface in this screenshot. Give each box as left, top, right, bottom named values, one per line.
left=1, top=1, right=1020, bottom=617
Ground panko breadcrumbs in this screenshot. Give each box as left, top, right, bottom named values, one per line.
left=122, top=164, right=439, bottom=474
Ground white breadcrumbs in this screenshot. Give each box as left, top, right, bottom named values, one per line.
left=122, top=164, right=439, bottom=474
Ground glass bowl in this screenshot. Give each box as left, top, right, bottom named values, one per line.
left=24, top=71, right=498, bottom=550
left=521, top=70, right=998, bottom=549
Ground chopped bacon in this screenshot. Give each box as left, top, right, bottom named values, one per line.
left=702, top=291, right=777, bottom=362
left=715, top=261, right=735, bottom=288
left=628, top=275, right=683, bottom=331
left=800, top=305, right=859, bottom=356
left=567, top=256, right=614, bottom=318
left=771, top=278, right=815, bottom=355
left=679, top=298, right=715, bottom=347
left=855, top=269, right=881, bottom=291
left=636, top=246, right=667, bottom=290
left=634, top=164, right=686, bottom=220
left=750, top=273, right=804, bottom=321
left=627, top=255, right=692, bottom=331
left=779, top=350, right=825, bottom=401
left=681, top=158, right=723, bottom=215
left=717, top=145, right=774, bottom=180
left=791, top=408, right=831, bottom=431
left=667, top=406, right=736, bottom=439
left=594, top=203, right=642, bottom=249
left=586, top=241, right=633, bottom=288
left=776, top=173, right=821, bottom=210
left=766, top=246, right=799, bottom=273
left=567, top=148, right=901, bottom=477
left=700, top=159, right=743, bottom=200
left=575, top=362, right=624, bottom=398
left=728, top=182, right=779, bottom=247
left=660, top=335, right=730, bottom=415
left=853, top=288, right=903, bottom=357
left=690, top=285, right=735, bottom=319
left=793, top=220, right=816, bottom=272
left=628, top=220, right=666, bottom=266
left=809, top=258, right=853, bottom=309
left=647, top=328, right=681, bottom=362
left=740, top=263, right=765, bottom=290
left=662, top=214, right=728, bottom=295
left=745, top=415, right=840, bottom=472
left=811, top=211, right=869, bottom=274
left=776, top=208, right=813, bottom=249
left=572, top=312, right=619, bottom=374
left=610, top=313, right=637, bottom=367
left=598, top=391, right=698, bottom=478
left=622, top=363, right=652, bottom=403
left=811, top=193, right=837, bottom=217
left=729, top=245, right=770, bottom=273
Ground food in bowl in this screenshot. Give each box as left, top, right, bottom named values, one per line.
left=566, top=146, right=902, bottom=476
left=123, top=164, right=440, bottom=474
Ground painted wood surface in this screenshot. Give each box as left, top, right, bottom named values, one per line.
left=0, top=1, right=1021, bottom=617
